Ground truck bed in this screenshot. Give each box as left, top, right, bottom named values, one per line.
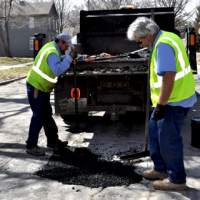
left=62, top=57, right=148, bottom=76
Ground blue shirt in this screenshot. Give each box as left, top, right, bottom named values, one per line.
left=152, top=30, right=197, bottom=108
left=47, top=41, right=73, bottom=76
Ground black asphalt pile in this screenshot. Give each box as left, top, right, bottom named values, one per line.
left=77, top=49, right=150, bottom=61
left=67, top=65, right=148, bottom=74
left=35, top=147, right=143, bottom=188
left=66, top=52, right=149, bottom=75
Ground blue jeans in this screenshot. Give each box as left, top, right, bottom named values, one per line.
left=26, top=81, right=58, bottom=149
left=149, top=105, right=189, bottom=184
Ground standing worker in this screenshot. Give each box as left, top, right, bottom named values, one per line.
left=127, top=17, right=196, bottom=191
left=26, top=33, right=77, bottom=156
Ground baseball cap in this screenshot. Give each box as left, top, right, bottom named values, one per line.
left=57, top=33, right=74, bottom=48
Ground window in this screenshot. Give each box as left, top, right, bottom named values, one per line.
left=29, top=37, right=35, bottom=50
left=49, top=18, right=51, bottom=29
left=53, top=19, right=56, bottom=30
left=29, top=17, right=34, bottom=29
left=55, top=20, right=57, bottom=31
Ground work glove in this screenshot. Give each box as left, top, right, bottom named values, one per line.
left=153, top=104, right=166, bottom=121
left=69, top=51, right=77, bottom=59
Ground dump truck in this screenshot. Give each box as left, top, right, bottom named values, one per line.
left=54, top=7, right=175, bottom=121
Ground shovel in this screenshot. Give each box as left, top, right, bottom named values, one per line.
left=120, top=47, right=151, bottom=160
left=76, top=47, right=148, bottom=63
left=66, top=48, right=90, bottom=133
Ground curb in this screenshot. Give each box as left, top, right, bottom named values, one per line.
left=0, top=76, right=27, bottom=86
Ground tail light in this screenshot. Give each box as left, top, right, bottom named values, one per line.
left=101, top=82, right=107, bottom=88
left=123, top=82, right=128, bottom=87
left=112, top=82, right=117, bottom=87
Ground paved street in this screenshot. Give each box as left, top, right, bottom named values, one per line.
left=0, top=77, right=200, bottom=200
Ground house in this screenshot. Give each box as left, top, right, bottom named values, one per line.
left=0, top=1, right=58, bottom=57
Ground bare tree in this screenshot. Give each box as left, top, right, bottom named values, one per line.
left=62, top=0, right=139, bottom=36
left=0, top=0, right=15, bottom=57
left=65, top=4, right=85, bottom=36
left=53, top=0, right=73, bottom=33
left=137, top=0, right=200, bottom=36
left=83, top=0, right=139, bottom=10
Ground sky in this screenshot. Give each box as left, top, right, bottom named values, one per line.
left=187, top=0, right=200, bottom=20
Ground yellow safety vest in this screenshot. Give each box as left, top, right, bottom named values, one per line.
left=150, top=31, right=196, bottom=107
left=27, top=42, right=59, bottom=93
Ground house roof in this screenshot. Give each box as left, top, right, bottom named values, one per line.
left=11, top=1, right=57, bottom=16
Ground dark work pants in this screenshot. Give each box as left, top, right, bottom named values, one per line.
left=149, top=105, right=189, bottom=184
left=26, top=81, right=58, bottom=149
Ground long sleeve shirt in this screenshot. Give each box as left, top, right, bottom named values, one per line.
left=47, top=41, right=73, bottom=77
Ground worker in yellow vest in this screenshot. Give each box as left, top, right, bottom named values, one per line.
left=127, top=17, right=196, bottom=191
left=26, top=33, right=77, bottom=156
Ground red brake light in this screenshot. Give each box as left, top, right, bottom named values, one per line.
left=101, top=82, right=107, bottom=88
left=112, top=82, right=117, bottom=87
left=123, top=82, right=128, bottom=87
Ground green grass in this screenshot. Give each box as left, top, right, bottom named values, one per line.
left=0, top=57, right=33, bottom=83
left=0, top=66, right=31, bottom=82
left=0, top=57, right=33, bottom=66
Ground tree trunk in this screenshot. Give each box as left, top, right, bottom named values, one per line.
left=0, top=25, right=12, bottom=57
left=5, top=20, right=12, bottom=57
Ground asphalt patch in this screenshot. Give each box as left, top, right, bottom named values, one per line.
left=35, top=147, right=143, bottom=188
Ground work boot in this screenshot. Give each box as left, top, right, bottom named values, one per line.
left=142, top=169, right=168, bottom=180
left=26, top=146, right=45, bottom=156
left=47, top=139, right=68, bottom=149
left=153, top=178, right=187, bottom=191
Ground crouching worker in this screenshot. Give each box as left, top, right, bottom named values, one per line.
left=26, top=33, right=77, bottom=156
left=127, top=17, right=196, bottom=191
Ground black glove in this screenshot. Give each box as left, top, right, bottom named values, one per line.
left=69, top=51, right=77, bottom=59
left=154, top=104, right=166, bottom=121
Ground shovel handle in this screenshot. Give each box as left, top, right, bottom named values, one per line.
left=77, top=55, right=127, bottom=63
left=72, top=48, right=76, bottom=65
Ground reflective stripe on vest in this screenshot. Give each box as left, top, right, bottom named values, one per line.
left=32, top=47, right=58, bottom=83
left=151, top=37, right=191, bottom=88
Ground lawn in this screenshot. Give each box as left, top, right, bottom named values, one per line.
left=0, top=57, right=33, bottom=83
left=0, top=57, right=33, bottom=66
left=0, top=66, right=32, bottom=82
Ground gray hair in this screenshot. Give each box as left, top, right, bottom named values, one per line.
left=127, top=17, right=160, bottom=41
